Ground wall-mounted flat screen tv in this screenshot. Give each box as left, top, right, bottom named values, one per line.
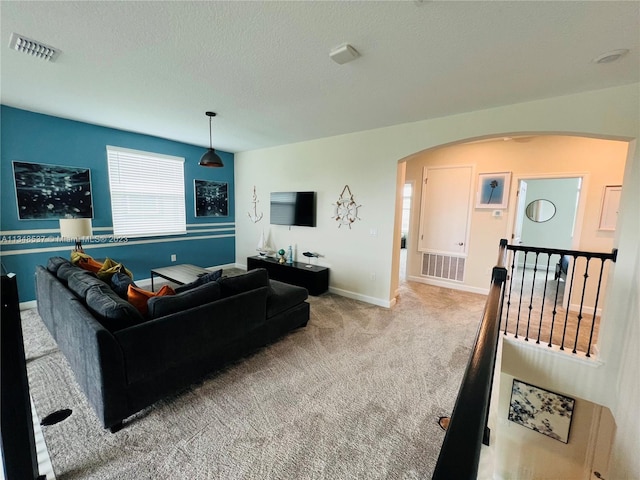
left=270, top=191, right=316, bottom=227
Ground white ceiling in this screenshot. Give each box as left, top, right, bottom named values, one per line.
left=1, top=1, right=638, bottom=153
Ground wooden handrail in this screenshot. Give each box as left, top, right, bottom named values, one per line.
left=507, top=243, right=618, bottom=262
left=432, top=239, right=507, bottom=480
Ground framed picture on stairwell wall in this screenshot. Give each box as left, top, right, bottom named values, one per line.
left=476, top=172, right=511, bottom=209
left=508, top=379, right=575, bottom=444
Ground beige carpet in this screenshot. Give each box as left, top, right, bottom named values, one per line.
left=23, top=279, right=486, bottom=479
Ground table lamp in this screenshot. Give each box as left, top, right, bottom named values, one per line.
left=59, top=218, right=92, bottom=252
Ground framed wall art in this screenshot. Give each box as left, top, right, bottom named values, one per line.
left=476, top=172, right=511, bottom=209
left=508, top=379, right=575, bottom=443
left=194, top=180, right=228, bottom=217
left=12, top=161, right=93, bottom=220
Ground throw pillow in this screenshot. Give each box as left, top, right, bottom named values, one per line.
left=97, top=258, right=133, bottom=282
left=70, top=251, right=103, bottom=273
left=85, top=283, right=145, bottom=332
left=218, top=268, right=269, bottom=298
left=56, top=263, right=81, bottom=284
left=111, top=272, right=137, bottom=299
left=174, top=269, right=223, bottom=294
left=46, top=256, right=71, bottom=274
left=127, top=284, right=175, bottom=316
left=148, top=281, right=221, bottom=319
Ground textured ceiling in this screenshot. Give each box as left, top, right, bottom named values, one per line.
left=1, top=1, right=638, bottom=153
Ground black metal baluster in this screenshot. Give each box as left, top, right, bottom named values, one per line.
left=560, top=255, right=577, bottom=351
left=537, top=254, right=552, bottom=344
left=504, top=251, right=516, bottom=335
left=549, top=255, right=563, bottom=348
left=572, top=256, right=591, bottom=354
left=515, top=252, right=528, bottom=338
left=586, top=259, right=607, bottom=358
left=525, top=252, right=540, bottom=341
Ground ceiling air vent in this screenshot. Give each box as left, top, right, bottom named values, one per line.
left=9, top=33, right=60, bottom=62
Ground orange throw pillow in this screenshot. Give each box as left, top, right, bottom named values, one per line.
left=127, top=285, right=175, bottom=316
left=70, top=251, right=103, bottom=273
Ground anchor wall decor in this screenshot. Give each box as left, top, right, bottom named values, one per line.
left=247, top=186, right=263, bottom=223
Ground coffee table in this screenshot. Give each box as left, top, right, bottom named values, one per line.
left=150, top=264, right=211, bottom=291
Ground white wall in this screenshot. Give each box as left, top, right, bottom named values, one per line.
left=235, top=83, right=640, bottom=477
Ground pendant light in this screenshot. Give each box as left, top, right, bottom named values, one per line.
left=199, top=111, right=224, bottom=167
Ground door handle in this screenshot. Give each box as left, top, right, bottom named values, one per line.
left=458, top=242, right=464, bottom=246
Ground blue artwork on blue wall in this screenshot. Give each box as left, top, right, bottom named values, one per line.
left=194, top=180, right=228, bottom=217
left=12, top=161, right=93, bottom=220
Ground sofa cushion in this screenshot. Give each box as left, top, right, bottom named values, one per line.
left=147, top=281, right=222, bottom=319
left=218, top=268, right=269, bottom=298
left=174, top=269, right=223, bottom=294
left=127, top=285, right=175, bottom=316
left=47, top=256, right=71, bottom=274
left=266, top=280, right=309, bottom=318
left=56, top=263, right=81, bottom=284
left=111, top=272, right=137, bottom=299
left=85, top=283, right=145, bottom=331
left=68, top=270, right=107, bottom=299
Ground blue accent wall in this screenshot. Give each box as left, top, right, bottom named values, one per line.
left=1, top=106, right=235, bottom=301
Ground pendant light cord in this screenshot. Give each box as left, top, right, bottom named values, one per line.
left=209, top=115, right=213, bottom=149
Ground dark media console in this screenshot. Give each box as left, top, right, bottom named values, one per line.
left=247, top=256, right=329, bottom=295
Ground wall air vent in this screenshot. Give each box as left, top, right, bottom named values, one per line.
left=9, top=33, right=60, bottom=62
left=421, top=253, right=466, bottom=282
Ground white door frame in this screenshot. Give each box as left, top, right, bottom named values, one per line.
left=505, top=172, right=589, bottom=310
left=505, top=172, right=589, bottom=252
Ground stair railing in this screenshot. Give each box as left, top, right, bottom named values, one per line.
left=432, top=239, right=508, bottom=480
left=503, top=244, right=617, bottom=357
left=432, top=240, right=618, bottom=479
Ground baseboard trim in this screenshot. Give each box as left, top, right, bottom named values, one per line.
left=328, top=286, right=394, bottom=308
left=569, top=303, right=602, bottom=317
left=407, top=275, right=489, bottom=295
left=19, top=300, right=37, bottom=311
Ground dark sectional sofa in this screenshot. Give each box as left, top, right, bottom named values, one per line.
left=35, top=258, right=310, bottom=432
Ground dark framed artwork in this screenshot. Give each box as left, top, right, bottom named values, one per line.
left=12, top=161, right=93, bottom=220
left=508, top=379, right=575, bottom=443
left=194, top=180, right=228, bottom=217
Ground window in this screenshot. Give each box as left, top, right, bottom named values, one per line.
left=401, top=183, right=412, bottom=235
left=107, top=146, right=186, bottom=237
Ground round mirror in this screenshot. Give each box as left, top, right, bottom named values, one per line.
left=525, top=199, right=556, bottom=223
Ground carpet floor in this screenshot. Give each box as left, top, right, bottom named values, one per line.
left=23, top=279, right=486, bottom=479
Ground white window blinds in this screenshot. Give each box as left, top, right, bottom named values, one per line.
left=106, top=146, right=186, bottom=237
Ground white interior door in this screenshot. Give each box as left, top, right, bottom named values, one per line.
left=418, top=166, right=472, bottom=255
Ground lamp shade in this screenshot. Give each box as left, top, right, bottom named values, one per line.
left=199, top=148, right=224, bottom=168
left=59, top=218, right=92, bottom=239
